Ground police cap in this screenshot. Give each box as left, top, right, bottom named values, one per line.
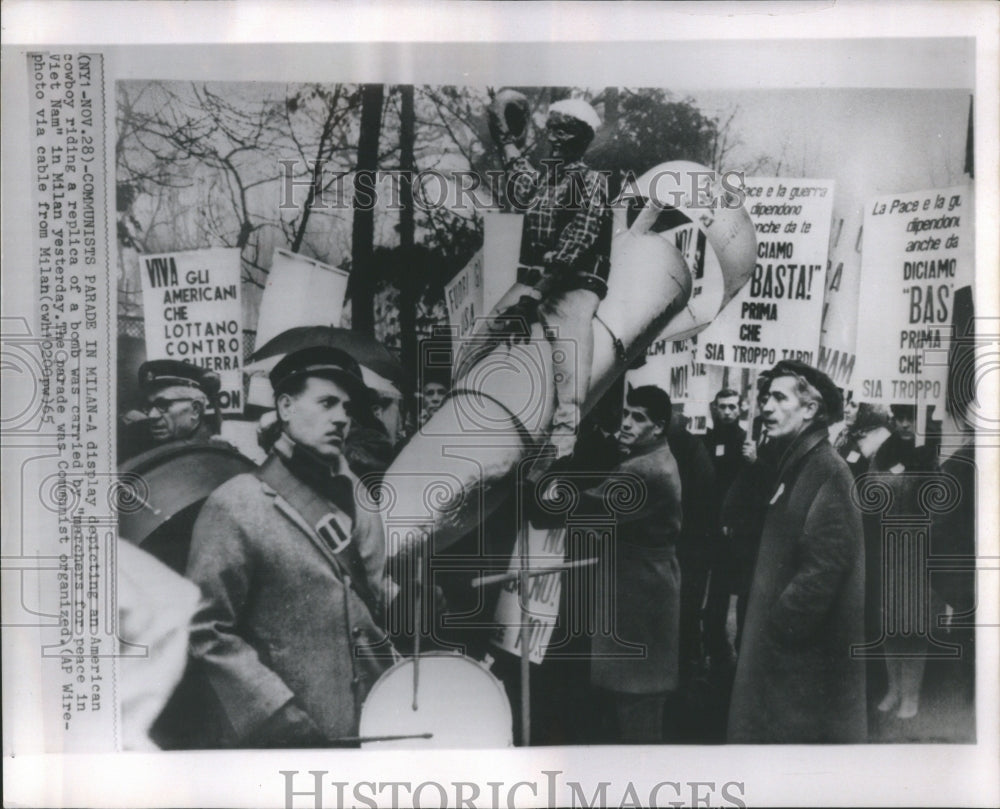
left=138, top=359, right=220, bottom=398
left=269, top=345, right=373, bottom=407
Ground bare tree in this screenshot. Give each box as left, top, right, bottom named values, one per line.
left=350, top=84, right=385, bottom=336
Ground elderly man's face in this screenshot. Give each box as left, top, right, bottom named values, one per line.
left=760, top=376, right=815, bottom=440
left=278, top=376, right=352, bottom=462
left=145, top=388, right=202, bottom=443
left=714, top=395, right=741, bottom=426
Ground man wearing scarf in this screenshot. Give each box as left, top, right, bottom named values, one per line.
left=185, top=346, right=395, bottom=747
left=727, top=360, right=867, bottom=743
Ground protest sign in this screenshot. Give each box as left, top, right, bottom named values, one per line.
left=138, top=247, right=243, bottom=412
left=626, top=335, right=714, bottom=407
left=246, top=249, right=349, bottom=407
left=483, top=212, right=523, bottom=315
left=445, top=250, right=484, bottom=340
left=699, top=178, right=835, bottom=369
left=492, top=524, right=566, bottom=664
left=853, top=184, right=974, bottom=406
left=254, top=249, right=348, bottom=347
left=447, top=213, right=521, bottom=339
left=817, top=206, right=864, bottom=388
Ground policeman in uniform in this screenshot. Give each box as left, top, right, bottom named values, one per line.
left=120, top=359, right=221, bottom=459
left=184, top=346, right=396, bottom=747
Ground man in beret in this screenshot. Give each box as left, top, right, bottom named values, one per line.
left=727, top=359, right=867, bottom=743
left=119, top=359, right=221, bottom=460
left=184, top=345, right=396, bottom=747
left=475, top=95, right=614, bottom=460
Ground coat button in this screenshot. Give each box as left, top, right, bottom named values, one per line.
left=351, top=626, right=363, bottom=638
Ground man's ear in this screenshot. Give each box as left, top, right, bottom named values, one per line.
left=802, top=397, right=820, bottom=423
left=275, top=392, right=292, bottom=422
left=191, top=399, right=205, bottom=417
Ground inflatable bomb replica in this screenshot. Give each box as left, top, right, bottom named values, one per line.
left=378, top=162, right=756, bottom=557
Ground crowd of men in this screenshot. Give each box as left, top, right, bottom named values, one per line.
left=117, top=346, right=975, bottom=749
left=116, top=93, right=974, bottom=749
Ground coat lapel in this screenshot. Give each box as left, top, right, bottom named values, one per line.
left=770, top=427, right=827, bottom=506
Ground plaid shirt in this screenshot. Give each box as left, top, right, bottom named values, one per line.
left=507, top=156, right=613, bottom=294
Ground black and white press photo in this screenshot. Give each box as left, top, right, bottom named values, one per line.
left=2, top=3, right=997, bottom=807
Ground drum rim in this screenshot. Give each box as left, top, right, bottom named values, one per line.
left=359, top=651, right=513, bottom=743
left=119, top=439, right=254, bottom=475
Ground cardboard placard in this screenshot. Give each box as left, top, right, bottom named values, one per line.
left=139, top=247, right=244, bottom=412
left=853, top=185, right=974, bottom=406
left=699, top=178, right=835, bottom=369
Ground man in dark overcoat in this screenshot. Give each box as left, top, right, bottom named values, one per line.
left=702, top=388, right=750, bottom=670
left=728, top=360, right=867, bottom=743
left=184, top=346, right=396, bottom=747
left=570, top=385, right=683, bottom=743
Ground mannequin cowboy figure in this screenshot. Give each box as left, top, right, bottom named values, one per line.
left=477, top=93, right=614, bottom=460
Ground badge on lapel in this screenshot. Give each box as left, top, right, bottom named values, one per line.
left=315, top=512, right=352, bottom=553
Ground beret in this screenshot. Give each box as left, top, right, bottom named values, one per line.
left=765, top=359, right=844, bottom=423
left=269, top=345, right=372, bottom=407
left=138, top=359, right=220, bottom=398
left=548, top=99, right=602, bottom=133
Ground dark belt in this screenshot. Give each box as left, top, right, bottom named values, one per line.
left=517, top=265, right=609, bottom=299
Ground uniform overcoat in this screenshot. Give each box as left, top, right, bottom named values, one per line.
left=185, top=461, right=392, bottom=746
left=728, top=426, right=867, bottom=743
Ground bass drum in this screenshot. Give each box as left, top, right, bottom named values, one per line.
left=117, top=441, right=255, bottom=574
left=359, top=652, right=513, bottom=749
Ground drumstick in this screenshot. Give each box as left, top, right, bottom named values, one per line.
left=328, top=732, right=434, bottom=746
left=469, top=558, right=598, bottom=587
left=518, top=522, right=531, bottom=746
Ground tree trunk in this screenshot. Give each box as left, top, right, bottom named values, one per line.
left=351, top=84, right=384, bottom=336
left=397, top=85, right=418, bottom=395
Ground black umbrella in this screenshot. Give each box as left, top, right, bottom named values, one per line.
left=250, top=326, right=405, bottom=391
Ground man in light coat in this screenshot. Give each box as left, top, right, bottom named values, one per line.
left=185, top=346, right=395, bottom=747
left=727, top=360, right=866, bottom=743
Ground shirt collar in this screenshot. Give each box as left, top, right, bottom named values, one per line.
left=623, top=435, right=669, bottom=460
left=274, top=431, right=345, bottom=476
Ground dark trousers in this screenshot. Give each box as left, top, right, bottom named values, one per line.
left=594, top=688, right=669, bottom=744
left=704, top=533, right=738, bottom=664
left=678, top=548, right=710, bottom=671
